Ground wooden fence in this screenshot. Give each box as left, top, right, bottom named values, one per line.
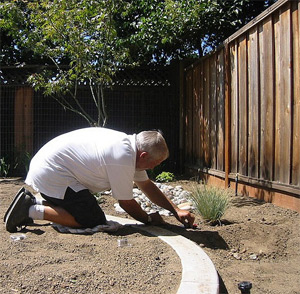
left=181, top=0, right=300, bottom=211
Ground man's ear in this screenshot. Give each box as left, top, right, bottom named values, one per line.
left=139, top=151, right=148, bottom=159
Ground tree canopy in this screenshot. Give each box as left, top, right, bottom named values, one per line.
left=1, top=0, right=277, bottom=66
left=114, top=0, right=277, bottom=64
left=0, top=0, right=276, bottom=125
left=1, top=0, right=128, bottom=126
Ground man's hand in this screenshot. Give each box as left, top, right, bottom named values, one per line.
left=176, top=209, right=195, bottom=228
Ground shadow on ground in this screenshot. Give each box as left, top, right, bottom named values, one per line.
left=230, top=195, right=265, bottom=208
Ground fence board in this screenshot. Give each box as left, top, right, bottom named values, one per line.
left=259, top=16, right=275, bottom=181
left=238, top=35, right=248, bottom=175
left=193, top=66, right=201, bottom=165
left=274, top=4, right=292, bottom=184
left=292, top=1, right=300, bottom=186
left=203, top=58, right=211, bottom=167
left=230, top=42, right=239, bottom=173
left=217, top=49, right=225, bottom=171
left=248, top=27, right=260, bottom=178
left=210, top=54, right=217, bottom=169
left=199, top=62, right=205, bottom=165
left=185, top=70, right=193, bottom=164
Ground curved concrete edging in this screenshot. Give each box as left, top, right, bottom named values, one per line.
left=107, top=215, right=219, bottom=294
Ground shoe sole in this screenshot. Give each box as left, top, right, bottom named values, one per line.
left=5, top=191, right=28, bottom=233
left=4, top=187, right=26, bottom=223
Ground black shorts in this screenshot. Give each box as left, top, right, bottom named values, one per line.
left=41, top=187, right=107, bottom=228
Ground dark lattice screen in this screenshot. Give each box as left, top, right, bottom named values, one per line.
left=0, top=65, right=180, bottom=176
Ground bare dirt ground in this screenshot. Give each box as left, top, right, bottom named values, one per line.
left=1, top=179, right=299, bottom=294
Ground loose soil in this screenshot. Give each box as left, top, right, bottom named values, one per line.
left=0, top=179, right=299, bottom=294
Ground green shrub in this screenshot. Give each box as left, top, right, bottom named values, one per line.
left=190, top=184, right=231, bottom=224
left=2, top=148, right=32, bottom=177
left=155, top=171, right=175, bottom=183
left=0, top=157, right=10, bottom=177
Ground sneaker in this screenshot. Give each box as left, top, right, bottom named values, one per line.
left=4, top=188, right=36, bottom=223
left=5, top=190, right=36, bottom=233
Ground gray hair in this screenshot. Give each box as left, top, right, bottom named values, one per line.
left=136, top=131, right=169, bottom=161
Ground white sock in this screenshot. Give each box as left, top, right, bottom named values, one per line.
left=29, top=205, right=45, bottom=220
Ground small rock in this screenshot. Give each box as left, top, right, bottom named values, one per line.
left=178, top=202, right=193, bottom=210
left=133, top=188, right=141, bottom=194
left=114, top=203, right=125, bottom=213
left=249, top=254, right=258, bottom=260
left=179, top=205, right=191, bottom=210
left=145, top=201, right=152, bottom=207
left=240, top=248, right=247, bottom=254
left=159, top=210, right=172, bottom=216
left=233, top=253, right=241, bottom=260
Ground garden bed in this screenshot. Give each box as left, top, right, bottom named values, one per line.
left=1, top=179, right=299, bottom=294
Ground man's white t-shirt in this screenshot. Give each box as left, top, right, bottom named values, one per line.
left=25, top=128, right=148, bottom=200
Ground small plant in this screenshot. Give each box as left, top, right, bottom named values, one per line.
left=93, top=192, right=103, bottom=204
left=14, top=150, right=32, bottom=175
left=190, top=183, right=231, bottom=224
left=155, top=171, right=175, bottom=183
left=0, top=157, right=10, bottom=177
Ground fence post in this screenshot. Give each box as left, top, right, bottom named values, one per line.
left=14, top=87, right=34, bottom=155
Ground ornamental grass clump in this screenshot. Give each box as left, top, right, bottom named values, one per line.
left=190, top=184, right=231, bottom=224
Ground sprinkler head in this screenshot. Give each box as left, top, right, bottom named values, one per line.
left=238, top=281, right=252, bottom=293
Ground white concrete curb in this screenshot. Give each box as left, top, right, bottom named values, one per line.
left=107, top=215, right=219, bottom=294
